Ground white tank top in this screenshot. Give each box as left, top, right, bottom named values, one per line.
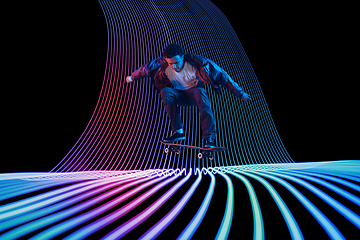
left=165, top=62, right=198, bottom=90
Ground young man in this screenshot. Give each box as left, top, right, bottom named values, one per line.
left=126, top=43, right=251, bottom=148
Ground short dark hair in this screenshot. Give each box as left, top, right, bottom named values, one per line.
left=162, top=43, right=184, bottom=58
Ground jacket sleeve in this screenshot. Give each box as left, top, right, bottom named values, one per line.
left=206, top=59, right=245, bottom=98
left=131, top=57, right=162, bottom=81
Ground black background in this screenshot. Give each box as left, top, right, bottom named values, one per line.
left=3, top=1, right=357, bottom=173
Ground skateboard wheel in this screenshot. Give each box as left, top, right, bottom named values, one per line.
left=176, top=149, right=181, bottom=154
left=209, top=155, right=214, bottom=160
left=198, top=153, right=203, bottom=159
left=165, top=148, right=170, bottom=154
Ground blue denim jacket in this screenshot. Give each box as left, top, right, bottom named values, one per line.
left=131, top=53, right=245, bottom=98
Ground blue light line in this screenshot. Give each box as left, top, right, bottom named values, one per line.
left=290, top=170, right=360, bottom=192
left=213, top=169, right=234, bottom=240
left=228, top=171, right=264, bottom=240
left=99, top=169, right=192, bottom=240
left=0, top=1, right=358, bottom=239
left=50, top=0, right=295, bottom=172
left=269, top=171, right=360, bottom=229
left=0, top=175, right=159, bottom=240
left=253, top=171, right=345, bottom=240
left=0, top=180, right=99, bottom=216
left=37, top=174, right=177, bottom=240
left=0, top=163, right=359, bottom=238
left=177, top=169, right=215, bottom=240
left=281, top=171, right=360, bottom=206
left=302, top=168, right=360, bottom=184
left=0, top=180, right=68, bottom=201
left=0, top=175, right=142, bottom=233
left=139, top=169, right=201, bottom=239
left=239, top=171, right=304, bottom=240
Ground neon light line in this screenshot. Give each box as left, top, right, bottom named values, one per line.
left=252, top=171, right=345, bottom=240
left=177, top=169, right=216, bottom=240
left=97, top=169, right=192, bottom=240
left=139, top=169, right=201, bottom=239
left=228, top=171, right=264, bottom=240
left=0, top=180, right=100, bottom=215
left=0, top=175, right=159, bottom=240
left=0, top=176, right=141, bottom=232
left=0, top=171, right=145, bottom=216
left=0, top=172, right=148, bottom=230
left=288, top=170, right=360, bottom=192
left=0, top=179, right=72, bottom=202
left=281, top=171, right=360, bottom=206
left=1, top=162, right=359, bottom=238
left=49, top=0, right=295, bottom=172
left=1, top=0, right=358, bottom=239
left=59, top=169, right=187, bottom=240
left=29, top=174, right=175, bottom=240
left=213, top=169, right=234, bottom=240
left=239, top=171, right=304, bottom=240
left=300, top=167, right=360, bottom=184
left=268, top=171, right=360, bottom=229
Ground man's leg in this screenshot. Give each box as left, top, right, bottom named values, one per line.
left=185, top=87, right=216, bottom=143
left=160, top=87, right=186, bottom=142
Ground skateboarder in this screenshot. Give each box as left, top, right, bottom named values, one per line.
left=126, top=43, right=251, bottom=148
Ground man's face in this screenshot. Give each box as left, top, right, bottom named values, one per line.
left=165, top=55, right=184, bottom=72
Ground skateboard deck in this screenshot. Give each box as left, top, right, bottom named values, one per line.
left=160, top=140, right=226, bottom=160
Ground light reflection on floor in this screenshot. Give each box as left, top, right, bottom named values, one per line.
left=1, top=160, right=359, bottom=239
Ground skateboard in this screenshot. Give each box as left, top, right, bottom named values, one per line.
left=160, top=140, right=226, bottom=160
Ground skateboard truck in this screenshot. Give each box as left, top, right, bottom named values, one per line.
left=164, top=145, right=181, bottom=155
left=165, top=146, right=213, bottom=159
left=198, top=152, right=214, bottom=160
left=161, top=140, right=226, bottom=160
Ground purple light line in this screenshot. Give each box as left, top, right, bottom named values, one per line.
left=138, top=168, right=201, bottom=239
left=1, top=162, right=359, bottom=238
left=63, top=169, right=188, bottom=240
left=49, top=0, right=296, bottom=173
left=5, top=1, right=356, bottom=238
left=177, top=169, right=216, bottom=240
left=252, top=170, right=345, bottom=240
left=0, top=174, right=141, bottom=233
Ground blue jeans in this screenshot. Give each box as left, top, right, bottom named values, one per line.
left=160, top=87, right=216, bottom=140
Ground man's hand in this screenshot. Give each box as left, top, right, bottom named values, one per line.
left=241, top=93, right=251, bottom=102
left=126, top=76, right=133, bottom=83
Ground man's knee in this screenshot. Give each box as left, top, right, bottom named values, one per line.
left=160, top=87, right=177, bottom=104
left=193, top=88, right=210, bottom=107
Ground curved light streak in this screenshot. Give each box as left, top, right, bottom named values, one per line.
left=281, top=171, right=360, bottom=207
left=0, top=161, right=359, bottom=239
left=51, top=0, right=294, bottom=173
left=177, top=169, right=216, bottom=240
left=251, top=171, right=345, bottom=240
left=1, top=1, right=358, bottom=240
left=214, top=169, right=234, bottom=240
left=267, top=171, right=360, bottom=229
left=228, top=171, right=264, bottom=240
left=137, top=168, right=200, bottom=240
left=239, top=171, right=304, bottom=240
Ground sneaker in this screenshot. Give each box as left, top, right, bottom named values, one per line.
left=163, top=132, right=185, bottom=143
left=204, top=138, right=215, bottom=148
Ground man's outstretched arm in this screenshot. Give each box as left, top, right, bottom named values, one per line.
left=206, top=59, right=251, bottom=102
left=126, top=57, right=162, bottom=83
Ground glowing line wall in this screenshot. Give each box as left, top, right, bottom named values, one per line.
left=51, top=0, right=293, bottom=172
left=1, top=2, right=358, bottom=239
